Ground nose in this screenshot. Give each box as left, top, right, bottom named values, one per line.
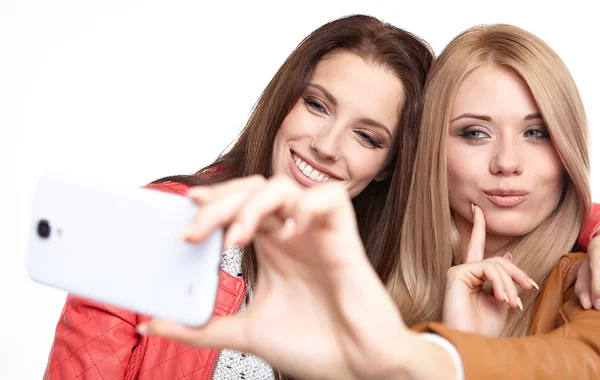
left=489, top=139, right=523, bottom=176
left=310, top=126, right=341, bottom=161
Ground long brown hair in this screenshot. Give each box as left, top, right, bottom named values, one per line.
left=153, top=14, right=433, bottom=289
left=387, top=24, right=591, bottom=336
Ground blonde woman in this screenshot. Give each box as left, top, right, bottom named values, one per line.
left=140, top=24, right=600, bottom=379
left=387, top=23, right=596, bottom=337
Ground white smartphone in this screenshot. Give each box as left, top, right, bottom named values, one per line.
left=26, top=173, right=223, bottom=326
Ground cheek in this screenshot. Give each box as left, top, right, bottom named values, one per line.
left=534, top=148, right=565, bottom=202
left=272, top=102, right=310, bottom=174
left=279, top=101, right=316, bottom=138
left=345, top=150, right=389, bottom=196
left=349, top=155, right=381, bottom=179
left=447, top=144, right=478, bottom=194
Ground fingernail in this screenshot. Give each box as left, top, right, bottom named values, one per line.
left=595, top=299, right=600, bottom=310
left=528, top=278, right=539, bottom=290
left=516, top=297, right=524, bottom=311
left=471, top=203, right=475, bottom=214
left=225, top=223, right=242, bottom=249
left=581, top=294, right=592, bottom=309
left=136, top=323, right=149, bottom=335
left=279, top=218, right=296, bottom=241
left=503, top=292, right=510, bottom=304
left=504, top=252, right=513, bottom=262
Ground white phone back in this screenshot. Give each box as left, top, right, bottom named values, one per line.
left=26, top=173, right=223, bottom=326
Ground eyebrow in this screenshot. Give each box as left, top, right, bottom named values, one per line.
left=307, top=83, right=338, bottom=106
left=450, top=112, right=543, bottom=123
left=358, top=118, right=393, bottom=140
left=306, top=83, right=393, bottom=140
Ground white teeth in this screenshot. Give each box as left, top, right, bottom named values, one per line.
left=302, top=165, right=312, bottom=176
left=292, top=153, right=332, bottom=182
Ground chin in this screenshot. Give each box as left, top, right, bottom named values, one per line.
left=485, top=217, right=538, bottom=238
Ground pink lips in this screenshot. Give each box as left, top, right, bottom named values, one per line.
left=288, top=150, right=340, bottom=188
left=484, top=189, right=529, bottom=207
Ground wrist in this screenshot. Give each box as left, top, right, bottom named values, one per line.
left=368, top=333, right=458, bottom=380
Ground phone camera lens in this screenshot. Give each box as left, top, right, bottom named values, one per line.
left=37, top=220, right=51, bottom=239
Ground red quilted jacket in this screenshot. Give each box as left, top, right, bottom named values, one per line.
left=43, top=180, right=600, bottom=379
left=43, top=181, right=248, bottom=380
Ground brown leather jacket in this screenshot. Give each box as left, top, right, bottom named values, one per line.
left=415, top=253, right=599, bottom=379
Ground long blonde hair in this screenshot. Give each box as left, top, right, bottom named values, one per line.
left=388, top=24, right=591, bottom=336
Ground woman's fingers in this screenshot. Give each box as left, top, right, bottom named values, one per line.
left=575, top=258, right=593, bottom=309
left=187, top=175, right=267, bottom=204
left=181, top=175, right=297, bottom=245
left=228, top=178, right=357, bottom=250
left=181, top=189, right=255, bottom=244
left=287, top=182, right=357, bottom=238
left=229, top=175, right=303, bottom=247
left=137, top=316, right=249, bottom=353
left=494, top=262, right=523, bottom=310
left=476, top=263, right=509, bottom=305
left=492, top=256, right=537, bottom=292
left=588, top=241, right=600, bottom=310
left=450, top=256, right=537, bottom=309
left=465, top=204, right=487, bottom=264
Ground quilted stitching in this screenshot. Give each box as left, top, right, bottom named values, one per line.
left=44, top=272, right=245, bottom=380
left=43, top=181, right=248, bottom=380
left=44, top=295, right=141, bottom=380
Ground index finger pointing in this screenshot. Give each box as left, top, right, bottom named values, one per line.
left=465, top=204, right=487, bottom=263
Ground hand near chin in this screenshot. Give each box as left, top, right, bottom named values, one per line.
left=136, top=175, right=418, bottom=380
left=442, top=205, right=538, bottom=337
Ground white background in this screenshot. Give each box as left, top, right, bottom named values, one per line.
left=1, top=0, right=598, bottom=377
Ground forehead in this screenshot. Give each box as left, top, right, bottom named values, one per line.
left=452, top=63, right=539, bottom=118
left=310, top=51, right=405, bottom=128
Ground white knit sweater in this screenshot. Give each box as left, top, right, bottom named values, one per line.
left=212, top=247, right=275, bottom=380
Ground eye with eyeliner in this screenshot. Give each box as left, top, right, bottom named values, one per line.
left=303, top=96, right=329, bottom=115
left=457, top=126, right=490, bottom=141
left=356, top=130, right=384, bottom=149
left=524, top=126, right=550, bottom=141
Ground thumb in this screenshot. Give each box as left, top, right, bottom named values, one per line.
left=465, top=204, right=487, bottom=263
left=137, top=315, right=249, bottom=352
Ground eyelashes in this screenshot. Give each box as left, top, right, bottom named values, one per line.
left=303, top=96, right=385, bottom=149
left=304, top=97, right=328, bottom=115
left=457, top=126, right=550, bottom=142
left=524, top=129, right=550, bottom=141
left=356, top=131, right=383, bottom=149
left=457, top=128, right=489, bottom=141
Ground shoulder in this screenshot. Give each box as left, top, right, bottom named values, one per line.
left=552, top=252, right=586, bottom=288
left=540, top=253, right=586, bottom=297
left=578, top=202, right=600, bottom=251
left=528, top=253, right=586, bottom=334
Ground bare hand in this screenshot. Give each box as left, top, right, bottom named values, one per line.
left=137, top=176, right=424, bottom=380
left=442, top=204, right=538, bottom=337
left=575, top=234, right=600, bottom=310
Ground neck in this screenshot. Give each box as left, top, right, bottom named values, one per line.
left=452, top=210, right=514, bottom=262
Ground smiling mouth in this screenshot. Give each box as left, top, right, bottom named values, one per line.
left=291, top=152, right=331, bottom=182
